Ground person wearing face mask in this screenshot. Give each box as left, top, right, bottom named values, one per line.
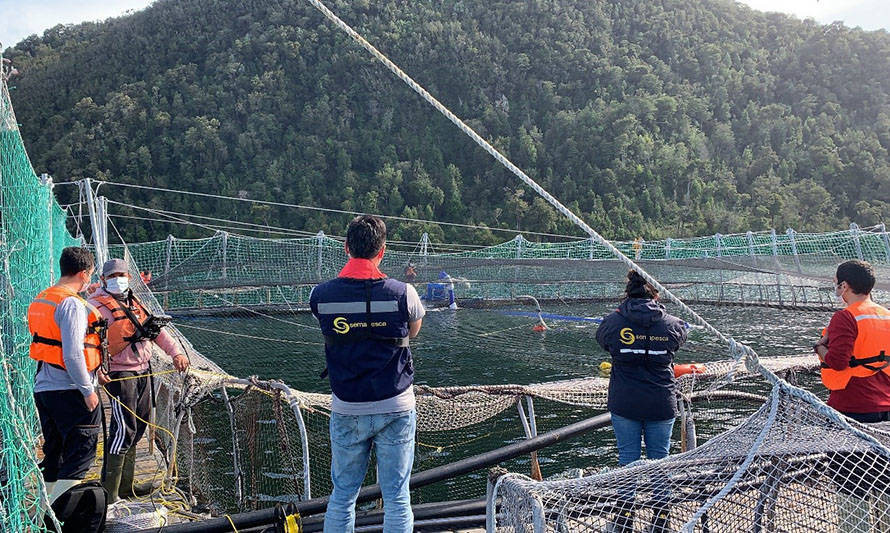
left=28, top=247, right=104, bottom=504
left=88, top=258, right=189, bottom=503
left=815, top=260, right=890, bottom=416
left=815, top=260, right=890, bottom=532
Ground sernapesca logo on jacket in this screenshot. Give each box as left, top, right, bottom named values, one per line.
left=333, top=317, right=350, bottom=334
left=619, top=327, right=635, bottom=345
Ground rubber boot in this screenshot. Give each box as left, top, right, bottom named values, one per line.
left=102, top=453, right=125, bottom=504
left=118, top=446, right=153, bottom=498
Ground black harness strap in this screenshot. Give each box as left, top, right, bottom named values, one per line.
left=849, top=350, right=890, bottom=371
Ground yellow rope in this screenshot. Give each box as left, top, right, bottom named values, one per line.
left=99, top=378, right=184, bottom=514
left=225, top=514, right=240, bottom=532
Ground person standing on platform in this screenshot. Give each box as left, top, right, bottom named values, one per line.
left=816, top=260, right=890, bottom=532
left=89, top=258, right=189, bottom=503
left=310, top=215, right=425, bottom=533
left=595, top=270, right=687, bottom=532
left=28, top=247, right=103, bottom=503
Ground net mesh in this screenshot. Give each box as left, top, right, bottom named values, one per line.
left=495, top=382, right=890, bottom=533
left=0, top=74, right=81, bottom=531
left=116, top=226, right=890, bottom=316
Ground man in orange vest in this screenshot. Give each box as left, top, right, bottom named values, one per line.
left=815, top=260, right=890, bottom=419
left=815, top=259, right=890, bottom=532
left=28, top=247, right=103, bottom=504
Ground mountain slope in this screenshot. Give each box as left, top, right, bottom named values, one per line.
left=7, top=0, right=890, bottom=243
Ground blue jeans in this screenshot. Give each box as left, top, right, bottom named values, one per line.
left=611, top=413, right=675, bottom=466
left=323, top=409, right=416, bottom=533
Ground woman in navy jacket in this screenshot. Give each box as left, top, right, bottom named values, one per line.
left=596, top=270, right=688, bottom=466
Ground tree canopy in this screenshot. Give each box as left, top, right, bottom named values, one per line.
left=7, top=0, right=890, bottom=244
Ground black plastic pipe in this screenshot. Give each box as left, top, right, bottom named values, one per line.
left=150, top=412, right=612, bottom=532
left=299, top=498, right=487, bottom=532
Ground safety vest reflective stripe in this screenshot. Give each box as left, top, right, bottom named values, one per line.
left=619, top=348, right=668, bottom=355
left=315, top=300, right=400, bottom=314
left=855, top=314, right=890, bottom=321
left=821, top=300, right=890, bottom=391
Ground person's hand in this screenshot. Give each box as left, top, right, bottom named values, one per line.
left=816, top=334, right=829, bottom=347
left=84, top=392, right=99, bottom=411
left=97, top=371, right=110, bottom=385
left=172, top=354, right=190, bottom=372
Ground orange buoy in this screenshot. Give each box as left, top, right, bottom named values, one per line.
left=674, top=363, right=707, bottom=378
left=532, top=324, right=548, bottom=332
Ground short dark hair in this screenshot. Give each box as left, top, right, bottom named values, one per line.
left=625, top=269, right=659, bottom=300
left=346, top=215, right=387, bottom=259
left=59, top=247, right=94, bottom=277
left=837, top=260, right=875, bottom=295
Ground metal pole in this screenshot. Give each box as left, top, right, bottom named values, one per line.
left=420, top=232, right=429, bottom=266
left=82, top=178, right=107, bottom=268
left=221, top=387, right=244, bottom=507
left=880, top=223, right=890, bottom=263
left=97, top=196, right=109, bottom=259
left=665, top=237, right=672, bottom=259
left=316, top=230, right=325, bottom=279
left=164, top=235, right=174, bottom=290
left=220, top=231, right=228, bottom=280
left=714, top=233, right=722, bottom=257
left=293, top=404, right=312, bottom=500
left=786, top=228, right=802, bottom=275
left=850, top=223, right=864, bottom=260
left=746, top=230, right=758, bottom=268
left=40, top=174, right=54, bottom=279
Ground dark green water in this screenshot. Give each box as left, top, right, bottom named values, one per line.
left=177, top=302, right=831, bottom=390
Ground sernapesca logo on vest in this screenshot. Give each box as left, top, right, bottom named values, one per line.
left=332, top=316, right=388, bottom=334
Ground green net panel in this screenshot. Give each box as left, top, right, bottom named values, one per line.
left=0, top=75, right=81, bottom=531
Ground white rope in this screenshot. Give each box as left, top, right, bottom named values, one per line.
left=681, top=387, right=781, bottom=531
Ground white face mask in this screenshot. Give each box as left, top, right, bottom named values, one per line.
left=105, top=276, right=129, bottom=295
left=836, top=282, right=847, bottom=305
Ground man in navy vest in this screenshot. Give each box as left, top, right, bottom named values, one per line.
left=310, top=215, right=425, bottom=533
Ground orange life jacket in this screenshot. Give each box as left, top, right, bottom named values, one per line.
left=28, top=285, right=105, bottom=372
left=821, top=300, right=890, bottom=391
left=90, top=292, right=152, bottom=357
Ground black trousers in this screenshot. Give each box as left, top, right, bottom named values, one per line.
left=105, top=371, right=151, bottom=456
left=35, top=389, right=100, bottom=481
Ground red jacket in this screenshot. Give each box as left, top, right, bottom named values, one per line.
left=824, top=307, right=890, bottom=413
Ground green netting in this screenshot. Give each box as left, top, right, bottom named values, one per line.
left=113, top=223, right=890, bottom=315
left=0, top=75, right=81, bottom=532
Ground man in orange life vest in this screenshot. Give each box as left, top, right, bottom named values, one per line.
left=28, top=247, right=103, bottom=504
left=815, top=260, right=890, bottom=422
left=89, top=258, right=189, bottom=503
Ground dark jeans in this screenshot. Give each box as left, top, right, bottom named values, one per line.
left=35, top=389, right=100, bottom=481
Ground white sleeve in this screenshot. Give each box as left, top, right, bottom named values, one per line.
left=405, top=284, right=426, bottom=322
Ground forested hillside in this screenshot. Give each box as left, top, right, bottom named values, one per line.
left=7, top=0, right=890, bottom=244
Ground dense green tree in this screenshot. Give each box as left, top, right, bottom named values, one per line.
left=6, top=0, right=890, bottom=244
